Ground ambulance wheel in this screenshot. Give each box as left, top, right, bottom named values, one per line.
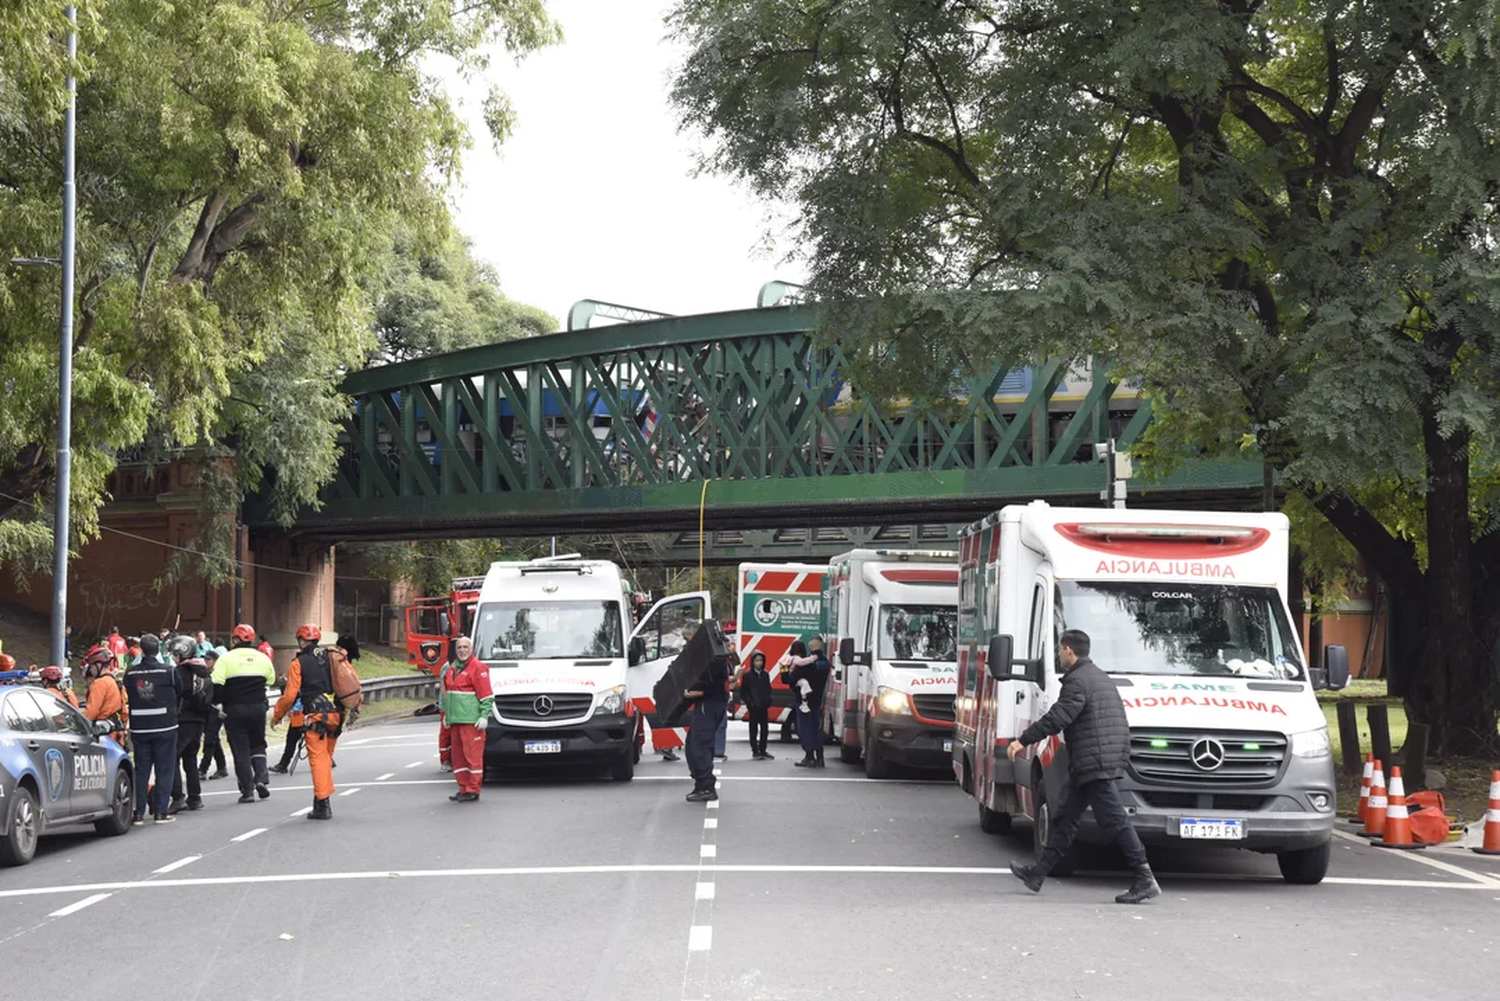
left=979, top=800, right=1012, bottom=835
left=94, top=768, right=134, bottom=836
left=1276, top=842, right=1330, bottom=885
left=864, top=735, right=892, bottom=779
left=632, top=720, right=643, bottom=765
left=1031, top=782, right=1075, bottom=876
left=611, top=745, right=636, bottom=782
left=839, top=740, right=862, bottom=765
left=0, top=784, right=39, bottom=866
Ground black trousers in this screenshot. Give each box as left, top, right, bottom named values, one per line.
left=685, top=702, right=722, bottom=791
left=172, top=720, right=204, bottom=803
left=199, top=710, right=226, bottom=774
left=223, top=706, right=270, bottom=794
left=277, top=726, right=304, bottom=769
left=747, top=707, right=770, bottom=756
left=1045, top=776, right=1149, bottom=868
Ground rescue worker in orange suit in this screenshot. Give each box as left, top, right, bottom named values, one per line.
left=273, top=624, right=346, bottom=820
left=40, top=665, right=79, bottom=708
left=82, top=645, right=129, bottom=748
left=442, top=635, right=492, bottom=803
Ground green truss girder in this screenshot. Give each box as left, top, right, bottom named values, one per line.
left=296, top=305, right=1265, bottom=539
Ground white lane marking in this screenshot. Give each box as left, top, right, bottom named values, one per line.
left=202, top=779, right=449, bottom=797
left=1331, top=829, right=1500, bottom=887
left=633, top=775, right=935, bottom=784
left=700, top=845, right=717, bottom=859
left=340, top=733, right=438, bottom=746
left=704, top=818, right=718, bottom=830
left=705, top=799, right=719, bottom=810
left=695, top=882, right=716, bottom=900
left=404, top=761, right=424, bottom=769
left=338, top=788, right=360, bottom=797
left=3, top=864, right=1489, bottom=900
left=230, top=828, right=267, bottom=843
left=688, top=925, right=713, bottom=952
left=375, top=773, right=395, bottom=781
left=151, top=856, right=201, bottom=875
left=49, top=893, right=112, bottom=917
left=712, top=768, right=723, bottom=777
left=290, top=806, right=312, bottom=817
left=325, top=743, right=433, bottom=752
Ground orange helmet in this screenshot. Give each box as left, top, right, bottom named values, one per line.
left=83, top=645, right=114, bottom=667
left=0, top=653, right=15, bottom=671
left=40, top=665, right=64, bottom=682
left=231, top=623, right=256, bottom=644
left=296, top=623, right=322, bottom=643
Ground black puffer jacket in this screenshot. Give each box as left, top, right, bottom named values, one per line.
left=1018, top=658, right=1130, bottom=783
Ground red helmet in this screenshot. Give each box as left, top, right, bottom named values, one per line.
left=231, top=624, right=256, bottom=644
left=40, top=665, right=64, bottom=682
left=0, top=653, right=15, bottom=671
left=84, top=645, right=115, bottom=667
left=296, top=623, right=322, bottom=643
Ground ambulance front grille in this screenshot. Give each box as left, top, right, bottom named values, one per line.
left=1127, top=729, right=1287, bottom=786
left=495, top=692, right=595, bottom=722
left=911, top=694, right=956, bottom=723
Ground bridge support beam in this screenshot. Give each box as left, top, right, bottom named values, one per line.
left=248, top=533, right=335, bottom=674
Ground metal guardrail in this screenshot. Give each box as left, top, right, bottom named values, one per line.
left=268, top=673, right=436, bottom=707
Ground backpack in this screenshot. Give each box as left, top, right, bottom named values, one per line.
left=330, top=647, right=363, bottom=712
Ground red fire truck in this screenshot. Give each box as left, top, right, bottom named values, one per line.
left=405, top=576, right=484, bottom=674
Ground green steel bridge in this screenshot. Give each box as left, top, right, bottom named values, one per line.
left=281, top=301, right=1265, bottom=553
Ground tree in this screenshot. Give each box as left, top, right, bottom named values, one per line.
left=1, top=1, right=559, bottom=578
left=669, top=0, right=1500, bottom=753
left=374, top=227, right=555, bottom=364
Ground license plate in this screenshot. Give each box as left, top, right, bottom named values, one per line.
left=1179, top=818, right=1244, bottom=840
left=523, top=740, right=562, bottom=755
left=942, top=739, right=953, bottom=752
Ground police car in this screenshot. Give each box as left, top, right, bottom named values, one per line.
left=1, top=673, right=134, bottom=866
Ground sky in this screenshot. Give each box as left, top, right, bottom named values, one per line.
left=442, top=0, right=806, bottom=326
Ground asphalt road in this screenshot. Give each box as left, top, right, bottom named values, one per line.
left=3, top=718, right=1497, bottom=1001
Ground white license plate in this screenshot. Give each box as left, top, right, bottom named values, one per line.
left=523, top=740, right=562, bottom=755
left=943, top=739, right=953, bottom=752
left=1179, top=818, right=1244, bottom=840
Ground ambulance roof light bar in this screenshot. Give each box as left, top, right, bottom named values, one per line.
left=871, top=549, right=959, bottom=560
left=1075, top=524, right=1256, bottom=540
left=451, top=576, right=486, bottom=591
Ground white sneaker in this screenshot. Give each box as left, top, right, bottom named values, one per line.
left=440, top=762, right=453, bottom=773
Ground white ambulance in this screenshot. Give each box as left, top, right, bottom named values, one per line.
left=954, top=502, right=1348, bottom=884
left=824, top=549, right=960, bottom=778
left=470, top=556, right=711, bottom=779
left=733, top=562, right=829, bottom=741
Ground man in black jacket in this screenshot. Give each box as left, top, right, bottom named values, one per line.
left=683, top=649, right=731, bottom=803
left=1007, top=630, right=1160, bottom=904
left=168, top=635, right=213, bottom=813
left=737, top=651, right=774, bottom=761
left=124, top=634, right=182, bottom=825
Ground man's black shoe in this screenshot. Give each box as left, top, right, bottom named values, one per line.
left=685, top=788, right=717, bottom=802
left=237, top=793, right=255, bottom=804
left=208, top=770, right=228, bottom=780
left=760, top=751, right=774, bottom=760
left=1010, top=861, right=1046, bottom=893
left=270, top=764, right=289, bottom=775
left=255, top=783, right=271, bottom=800
left=1115, top=865, right=1161, bottom=904
left=661, top=749, right=680, bottom=762
left=184, top=799, right=204, bottom=811
left=453, top=792, right=479, bottom=803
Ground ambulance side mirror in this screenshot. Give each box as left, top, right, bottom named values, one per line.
left=839, top=637, right=855, bottom=666
left=986, top=635, right=1015, bottom=681
left=629, top=636, right=647, bottom=667
left=1322, top=644, right=1350, bottom=690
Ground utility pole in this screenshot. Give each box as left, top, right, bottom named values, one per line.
left=50, top=6, right=79, bottom=668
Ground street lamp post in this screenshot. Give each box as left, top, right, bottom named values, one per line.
left=52, top=6, right=78, bottom=668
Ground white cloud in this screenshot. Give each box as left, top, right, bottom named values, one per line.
left=442, top=0, right=805, bottom=326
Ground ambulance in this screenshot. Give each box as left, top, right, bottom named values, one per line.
left=954, top=502, right=1347, bottom=884
left=824, top=550, right=960, bottom=778
left=470, top=556, right=711, bottom=779
left=733, top=563, right=829, bottom=741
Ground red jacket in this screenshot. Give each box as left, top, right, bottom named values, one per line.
left=257, top=641, right=274, bottom=661
left=440, top=655, right=494, bottom=725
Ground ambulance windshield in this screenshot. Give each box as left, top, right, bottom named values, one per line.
left=1056, top=582, right=1305, bottom=680
left=879, top=605, right=958, bottom=661
left=472, top=601, right=624, bottom=661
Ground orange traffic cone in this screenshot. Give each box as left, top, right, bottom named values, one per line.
left=1351, top=754, right=1373, bottom=824
left=1375, top=767, right=1424, bottom=850
left=1473, top=770, right=1500, bottom=857
left=1361, top=763, right=1387, bottom=839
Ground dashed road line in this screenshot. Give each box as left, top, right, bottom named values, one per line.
left=695, top=882, right=715, bottom=900
left=687, top=925, right=713, bottom=951
left=375, top=773, right=395, bottom=781
left=404, top=761, right=425, bottom=769
left=699, top=844, right=717, bottom=859
left=290, top=806, right=312, bottom=817
left=230, top=828, right=267, bottom=843
left=339, top=788, right=360, bottom=797
left=151, top=856, right=201, bottom=875
left=49, top=893, right=111, bottom=917
left=704, top=818, right=718, bottom=829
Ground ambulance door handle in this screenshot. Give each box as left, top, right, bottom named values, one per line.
left=1014, top=691, right=1024, bottom=705
left=26, top=740, right=41, bottom=751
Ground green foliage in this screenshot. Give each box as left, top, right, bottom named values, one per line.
left=350, top=538, right=511, bottom=597
left=0, top=1, right=559, bottom=569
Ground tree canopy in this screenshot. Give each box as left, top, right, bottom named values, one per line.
left=1, top=1, right=558, bottom=576
left=670, top=0, right=1500, bottom=752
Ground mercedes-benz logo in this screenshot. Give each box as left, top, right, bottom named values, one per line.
left=1190, top=737, right=1226, bottom=771
left=533, top=695, right=554, bottom=716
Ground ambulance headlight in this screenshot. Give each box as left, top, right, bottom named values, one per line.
left=875, top=687, right=911, bottom=716
left=1290, top=726, right=1331, bottom=758
left=596, top=686, right=626, bottom=715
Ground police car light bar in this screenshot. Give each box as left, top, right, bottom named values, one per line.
left=1075, top=524, right=1257, bottom=540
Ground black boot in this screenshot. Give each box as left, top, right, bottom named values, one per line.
left=814, top=747, right=825, bottom=768
left=794, top=753, right=814, bottom=768
left=1115, top=864, right=1161, bottom=904
left=307, top=797, right=332, bottom=821
left=1010, top=849, right=1061, bottom=893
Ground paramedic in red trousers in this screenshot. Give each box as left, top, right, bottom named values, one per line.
left=441, top=636, right=493, bottom=802
left=1007, top=629, right=1161, bottom=904
left=273, top=625, right=345, bottom=820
